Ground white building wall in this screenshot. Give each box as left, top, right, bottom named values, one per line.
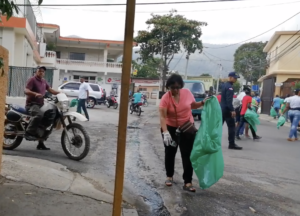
left=55, top=47, right=104, bottom=61
left=14, top=34, right=25, bottom=66
left=2, top=28, right=15, bottom=65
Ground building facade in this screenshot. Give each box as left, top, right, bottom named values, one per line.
left=258, top=31, right=300, bottom=114
left=0, top=3, right=134, bottom=96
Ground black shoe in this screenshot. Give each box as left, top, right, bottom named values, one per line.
left=236, top=136, right=241, bottom=140
left=253, top=136, right=262, bottom=140
left=37, top=142, right=50, bottom=150
left=228, top=144, right=243, bottom=150
left=25, top=132, right=37, bottom=141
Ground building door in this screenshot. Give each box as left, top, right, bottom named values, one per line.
left=261, top=77, right=275, bottom=114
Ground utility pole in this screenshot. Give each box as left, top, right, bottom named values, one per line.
left=184, top=55, right=189, bottom=80
left=112, top=0, right=136, bottom=215
left=216, top=63, right=222, bottom=94
left=160, top=32, right=164, bottom=91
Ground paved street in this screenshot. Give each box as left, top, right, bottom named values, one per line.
left=3, top=97, right=300, bottom=216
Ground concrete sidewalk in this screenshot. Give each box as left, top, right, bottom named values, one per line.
left=259, top=113, right=291, bottom=128
left=0, top=155, right=138, bottom=216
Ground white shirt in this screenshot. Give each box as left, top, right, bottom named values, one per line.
left=286, top=95, right=300, bottom=108
left=237, top=92, right=246, bottom=101
left=78, top=82, right=89, bottom=99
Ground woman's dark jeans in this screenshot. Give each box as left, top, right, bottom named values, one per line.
left=236, top=115, right=256, bottom=138
left=163, top=125, right=196, bottom=184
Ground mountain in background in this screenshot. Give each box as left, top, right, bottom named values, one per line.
left=131, top=43, right=240, bottom=78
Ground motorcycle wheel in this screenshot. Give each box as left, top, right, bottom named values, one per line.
left=130, top=105, right=133, bottom=114
left=137, top=107, right=142, bottom=116
left=143, top=101, right=148, bottom=107
left=3, top=122, right=23, bottom=150
left=86, top=97, right=96, bottom=109
left=106, top=102, right=111, bottom=108
left=61, top=123, right=90, bottom=161
left=113, top=102, right=118, bottom=109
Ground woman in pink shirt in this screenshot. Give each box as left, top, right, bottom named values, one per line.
left=159, top=74, right=207, bottom=192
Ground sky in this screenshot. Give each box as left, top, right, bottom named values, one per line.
left=36, top=0, right=300, bottom=44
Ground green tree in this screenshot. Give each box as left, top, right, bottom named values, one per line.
left=134, top=10, right=207, bottom=90
left=200, top=73, right=211, bottom=77
left=132, top=58, right=159, bottom=78
left=233, top=80, right=241, bottom=93
left=233, top=42, right=267, bottom=84
left=0, top=0, right=43, bottom=20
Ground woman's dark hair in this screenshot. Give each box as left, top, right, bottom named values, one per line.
left=166, top=74, right=184, bottom=89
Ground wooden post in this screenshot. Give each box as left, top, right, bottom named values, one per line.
left=0, top=46, right=9, bottom=173
left=112, top=0, right=136, bottom=216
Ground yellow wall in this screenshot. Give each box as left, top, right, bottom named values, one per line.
left=0, top=46, right=9, bottom=173
left=267, top=33, right=300, bottom=76
left=188, top=77, right=214, bottom=91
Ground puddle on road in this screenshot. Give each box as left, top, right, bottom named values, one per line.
left=125, top=122, right=170, bottom=216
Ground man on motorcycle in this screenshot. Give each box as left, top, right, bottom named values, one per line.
left=24, top=66, right=60, bottom=150
left=132, top=89, right=143, bottom=109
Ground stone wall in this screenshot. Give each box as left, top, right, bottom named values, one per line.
left=0, top=46, right=9, bottom=173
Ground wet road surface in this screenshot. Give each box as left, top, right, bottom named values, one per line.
left=3, top=101, right=300, bottom=216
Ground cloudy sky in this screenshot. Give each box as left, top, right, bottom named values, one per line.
left=37, top=0, right=300, bottom=44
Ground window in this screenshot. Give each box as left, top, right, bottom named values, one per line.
left=184, top=82, right=205, bottom=98
left=69, top=52, right=85, bottom=61
left=152, top=88, right=159, bottom=91
left=61, top=83, right=80, bottom=90
left=56, top=51, right=61, bottom=59
left=139, top=88, right=147, bottom=91
left=90, top=84, right=100, bottom=91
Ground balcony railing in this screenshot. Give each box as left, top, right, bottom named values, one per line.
left=56, top=59, right=123, bottom=68
left=40, top=51, right=57, bottom=64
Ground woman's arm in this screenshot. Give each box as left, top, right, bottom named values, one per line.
left=159, top=107, right=168, bottom=132
left=191, top=101, right=204, bottom=109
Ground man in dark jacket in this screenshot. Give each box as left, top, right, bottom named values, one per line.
left=221, top=72, right=242, bottom=150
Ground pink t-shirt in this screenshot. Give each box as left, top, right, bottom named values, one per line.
left=159, top=89, right=195, bottom=127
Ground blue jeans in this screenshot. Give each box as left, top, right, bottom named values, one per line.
left=239, top=123, right=245, bottom=135
left=77, top=99, right=89, bottom=120
left=288, top=110, right=300, bottom=139
left=274, top=107, right=281, bottom=118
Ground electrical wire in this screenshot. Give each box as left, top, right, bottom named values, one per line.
left=203, top=51, right=234, bottom=62
left=17, top=0, right=252, bottom=7
left=40, top=1, right=300, bottom=13
left=204, top=11, right=300, bottom=49
left=171, top=52, right=185, bottom=70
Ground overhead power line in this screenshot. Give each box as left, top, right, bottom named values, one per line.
left=40, top=1, right=300, bottom=13
left=205, top=11, right=300, bottom=49
left=17, top=0, right=253, bottom=7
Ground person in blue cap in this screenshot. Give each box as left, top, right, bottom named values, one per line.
left=221, top=72, right=243, bottom=150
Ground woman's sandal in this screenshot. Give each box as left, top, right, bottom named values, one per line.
left=165, top=178, right=173, bottom=186
left=183, top=184, right=196, bottom=193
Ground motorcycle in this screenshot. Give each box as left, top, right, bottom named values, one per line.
left=129, top=99, right=143, bottom=116
left=3, top=93, right=90, bottom=161
left=142, top=95, right=148, bottom=107
left=106, top=95, right=118, bottom=109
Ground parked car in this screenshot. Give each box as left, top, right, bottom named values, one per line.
left=58, top=81, right=104, bottom=108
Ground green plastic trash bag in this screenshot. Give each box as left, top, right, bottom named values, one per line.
left=70, top=99, right=78, bottom=108
left=244, top=109, right=260, bottom=132
left=277, top=116, right=286, bottom=129
left=190, top=96, right=224, bottom=189
left=270, top=107, right=277, bottom=117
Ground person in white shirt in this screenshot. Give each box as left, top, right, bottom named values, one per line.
left=76, top=77, right=89, bottom=121
left=282, top=89, right=300, bottom=141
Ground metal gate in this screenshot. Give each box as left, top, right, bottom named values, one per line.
left=261, top=77, right=275, bottom=114
left=7, top=67, right=54, bottom=97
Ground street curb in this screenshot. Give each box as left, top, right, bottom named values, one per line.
left=1, top=155, right=139, bottom=215
left=259, top=114, right=290, bottom=128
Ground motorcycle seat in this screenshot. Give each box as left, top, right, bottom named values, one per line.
left=11, top=104, right=29, bottom=115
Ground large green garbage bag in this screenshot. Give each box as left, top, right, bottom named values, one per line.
left=244, top=109, right=260, bottom=132
left=270, top=107, right=277, bottom=117
left=190, top=96, right=224, bottom=189
left=277, top=116, right=286, bottom=129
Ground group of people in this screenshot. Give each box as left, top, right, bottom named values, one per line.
left=158, top=72, right=263, bottom=192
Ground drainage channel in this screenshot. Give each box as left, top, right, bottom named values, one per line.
left=125, top=122, right=171, bottom=216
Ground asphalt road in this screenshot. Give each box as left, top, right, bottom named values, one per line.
left=3, top=98, right=300, bottom=216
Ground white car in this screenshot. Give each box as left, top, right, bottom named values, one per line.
left=58, top=81, right=104, bottom=108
